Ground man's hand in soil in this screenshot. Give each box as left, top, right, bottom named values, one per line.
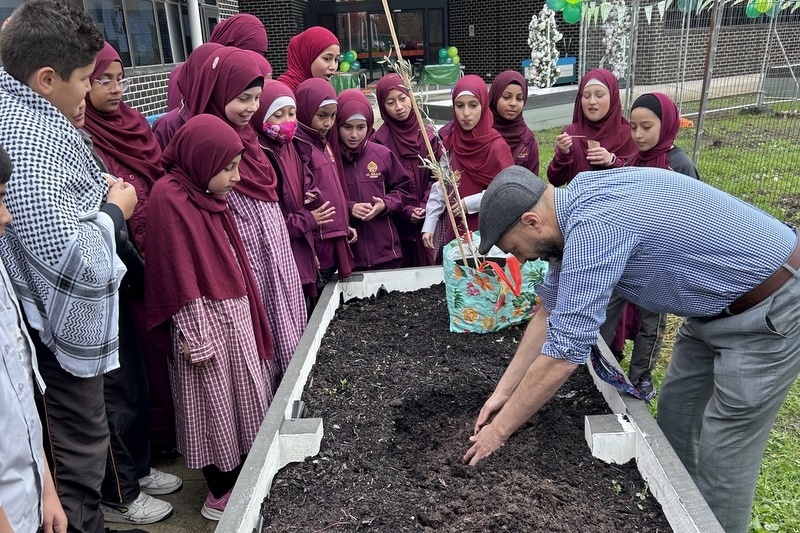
left=463, top=423, right=507, bottom=466
left=473, top=391, right=511, bottom=434
left=464, top=354, right=578, bottom=467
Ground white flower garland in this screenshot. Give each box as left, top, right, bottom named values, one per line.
left=600, top=0, right=630, bottom=80
left=527, top=5, right=563, bottom=88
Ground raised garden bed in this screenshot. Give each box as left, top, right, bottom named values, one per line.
left=217, top=267, right=723, bottom=533
left=263, top=284, right=671, bottom=532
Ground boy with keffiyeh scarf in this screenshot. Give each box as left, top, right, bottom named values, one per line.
left=0, top=1, right=139, bottom=532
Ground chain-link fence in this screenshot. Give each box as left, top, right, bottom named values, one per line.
left=578, top=0, right=800, bottom=223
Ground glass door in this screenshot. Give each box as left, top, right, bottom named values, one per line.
left=328, top=4, right=446, bottom=82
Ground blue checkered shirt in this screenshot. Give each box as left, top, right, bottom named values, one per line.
left=537, top=167, right=796, bottom=365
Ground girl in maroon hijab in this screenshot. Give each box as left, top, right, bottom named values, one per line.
left=84, top=41, right=162, bottom=254
left=166, top=14, right=268, bottom=112
left=629, top=92, right=700, bottom=179
left=489, top=70, right=540, bottom=176
left=372, top=74, right=441, bottom=267
left=159, top=42, right=223, bottom=142
left=294, top=78, right=356, bottom=286
left=209, top=13, right=269, bottom=54
left=278, top=26, right=340, bottom=92
left=253, top=80, right=334, bottom=308
left=421, top=75, right=514, bottom=254
left=188, top=46, right=306, bottom=390
left=84, top=42, right=183, bottom=513
left=336, top=89, right=412, bottom=270
left=547, top=68, right=637, bottom=186
left=145, top=114, right=273, bottom=520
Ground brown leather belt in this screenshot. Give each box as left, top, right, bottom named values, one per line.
left=723, top=231, right=800, bottom=316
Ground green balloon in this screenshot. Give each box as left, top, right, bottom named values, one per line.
left=339, top=61, right=351, bottom=72
left=445, top=57, right=453, bottom=64
left=452, top=55, right=460, bottom=65
left=767, top=1, right=781, bottom=15
left=563, top=2, right=582, bottom=23
left=565, top=0, right=581, bottom=5
left=344, top=51, right=356, bottom=63
left=438, top=48, right=448, bottom=58
left=447, top=46, right=458, bottom=58
left=547, top=0, right=567, bottom=10
left=745, top=2, right=760, bottom=17
left=754, top=0, right=772, bottom=12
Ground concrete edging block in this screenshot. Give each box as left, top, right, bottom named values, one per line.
left=585, top=413, right=636, bottom=464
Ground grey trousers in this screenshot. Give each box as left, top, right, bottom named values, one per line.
left=657, top=273, right=800, bottom=533
left=599, top=294, right=666, bottom=385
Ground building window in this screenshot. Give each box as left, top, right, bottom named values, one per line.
left=84, top=0, right=218, bottom=67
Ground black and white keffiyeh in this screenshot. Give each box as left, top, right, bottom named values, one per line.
left=0, top=69, right=125, bottom=378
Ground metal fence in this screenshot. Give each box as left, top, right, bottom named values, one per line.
left=578, top=0, right=800, bottom=223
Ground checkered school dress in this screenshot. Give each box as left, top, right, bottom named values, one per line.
left=170, top=296, right=272, bottom=471
left=226, top=192, right=306, bottom=387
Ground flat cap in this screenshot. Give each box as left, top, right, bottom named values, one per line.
left=478, top=166, right=547, bottom=255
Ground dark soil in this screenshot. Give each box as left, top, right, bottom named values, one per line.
left=263, top=285, right=672, bottom=532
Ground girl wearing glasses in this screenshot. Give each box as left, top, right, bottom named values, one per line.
left=84, top=41, right=162, bottom=255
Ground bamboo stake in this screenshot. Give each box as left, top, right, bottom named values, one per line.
left=379, top=0, right=480, bottom=267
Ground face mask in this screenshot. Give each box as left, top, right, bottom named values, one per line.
left=263, top=120, right=297, bottom=144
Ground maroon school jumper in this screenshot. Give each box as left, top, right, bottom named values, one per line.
left=372, top=126, right=440, bottom=267
left=261, top=137, right=322, bottom=297
left=341, top=141, right=412, bottom=270
left=511, top=129, right=540, bottom=177
left=151, top=105, right=190, bottom=150
left=294, top=124, right=354, bottom=278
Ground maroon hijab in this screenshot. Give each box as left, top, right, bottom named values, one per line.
left=336, top=89, right=373, bottom=162
left=253, top=80, right=303, bottom=208
left=489, top=70, right=530, bottom=148
left=278, top=26, right=339, bottom=92
left=187, top=46, right=278, bottom=203
left=295, top=76, right=339, bottom=150
left=568, top=68, right=637, bottom=157
left=243, top=49, right=272, bottom=78
left=210, top=14, right=268, bottom=55
left=444, top=75, right=514, bottom=188
left=375, top=73, right=427, bottom=159
left=83, top=42, right=163, bottom=183
left=295, top=78, right=348, bottom=194
left=145, top=114, right=274, bottom=360
left=629, top=92, right=680, bottom=169
left=167, top=42, right=224, bottom=111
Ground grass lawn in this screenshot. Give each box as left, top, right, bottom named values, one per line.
left=535, top=107, right=800, bottom=533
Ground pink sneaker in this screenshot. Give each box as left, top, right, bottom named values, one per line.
left=201, top=489, right=232, bottom=521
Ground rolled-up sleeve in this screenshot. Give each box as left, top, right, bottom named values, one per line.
left=539, top=221, right=639, bottom=365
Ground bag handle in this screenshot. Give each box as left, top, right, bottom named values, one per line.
left=479, top=256, right=523, bottom=297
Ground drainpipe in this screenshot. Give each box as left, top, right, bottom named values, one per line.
left=188, top=0, right=203, bottom=50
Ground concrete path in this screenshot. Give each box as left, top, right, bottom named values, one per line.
left=111, top=458, right=215, bottom=533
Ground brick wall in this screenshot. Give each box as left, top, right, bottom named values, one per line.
left=219, top=0, right=240, bottom=19
left=448, top=0, right=580, bottom=83
left=124, top=68, right=173, bottom=116
left=240, top=0, right=307, bottom=76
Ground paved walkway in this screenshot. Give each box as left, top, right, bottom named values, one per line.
left=112, top=457, right=215, bottom=533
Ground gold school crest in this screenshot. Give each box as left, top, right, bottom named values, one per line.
left=366, top=160, right=380, bottom=178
